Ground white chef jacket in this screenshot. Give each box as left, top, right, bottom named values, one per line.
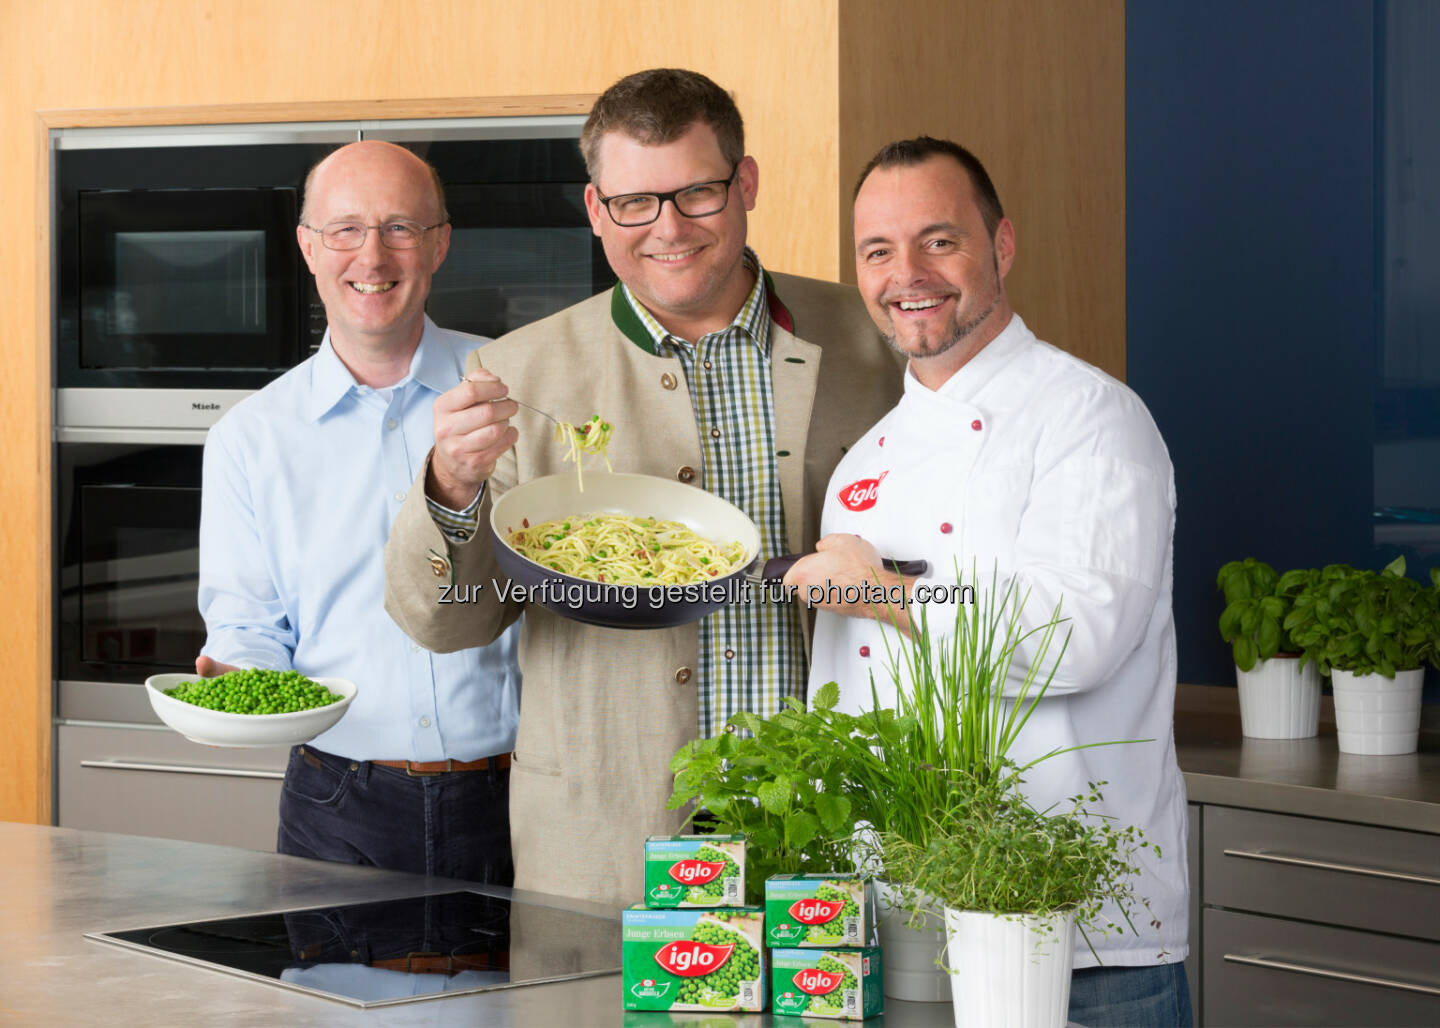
left=809, top=314, right=1188, bottom=969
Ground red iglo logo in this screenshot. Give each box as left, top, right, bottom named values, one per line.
left=837, top=471, right=888, bottom=511
left=788, top=899, right=844, bottom=925
left=668, top=859, right=726, bottom=885
left=653, top=940, right=735, bottom=977
left=793, top=968, right=845, bottom=995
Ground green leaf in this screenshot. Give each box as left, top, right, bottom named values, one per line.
left=732, top=711, right=764, bottom=736
left=783, top=811, right=820, bottom=851
left=1234, top=635, right=1259, bottom=672
left=814, top=792, right=853, bottom=833
left=811, top=681, right=840, bottom=711
left=1256, top=617, right=1281, bottom=658
left=756, top=779, right=791, bottom=814
left=1384, top=556, right=1407, bottom=578
left=1218, top=604, right=1242, bottom=641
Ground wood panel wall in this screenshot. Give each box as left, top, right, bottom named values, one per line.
left=0, top=0, right=1123, bottom=824
left=837, top=0, right=1127, bottom=376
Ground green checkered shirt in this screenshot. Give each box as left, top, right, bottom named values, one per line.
left=621, top=249, right=808, bottom=738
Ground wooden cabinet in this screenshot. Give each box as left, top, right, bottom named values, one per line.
left=1193, top=804, right=1440, bottom=1026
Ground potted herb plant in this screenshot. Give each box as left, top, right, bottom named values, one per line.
left=879, top=772, right=1152, bottom=1028
left=1216, top=558, right=1322, bottom=738
left=1283, top=557, right=1440, bottom=755
left=846, top=571, right=1151, bottom=1024
left=668, top=567, right=1153, bottom=1017
left=666, top=686, right=876, bottom=904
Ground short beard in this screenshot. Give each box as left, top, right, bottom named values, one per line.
left=882, top=292, right=999, bottom=360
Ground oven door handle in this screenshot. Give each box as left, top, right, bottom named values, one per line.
left=80, top=759, right=284, bottom=780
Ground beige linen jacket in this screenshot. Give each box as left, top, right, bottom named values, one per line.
left=385, top=271, right=901, bottom=907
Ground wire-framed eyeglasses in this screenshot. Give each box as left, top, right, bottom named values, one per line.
left=301, top=219, right=446, bottom=250
left=594, top=164, right=739, bottom=227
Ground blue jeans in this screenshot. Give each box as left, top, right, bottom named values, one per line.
left=1068, top=962, right=1192, bottom=1028
left=277, top=745, right=513, bottom=885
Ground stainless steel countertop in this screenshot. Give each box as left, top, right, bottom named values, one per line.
left=1175, top=685, right=1440, bottom=833
left=0, top=822, right=956, bottom=1027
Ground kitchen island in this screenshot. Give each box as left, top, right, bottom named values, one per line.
left=0, top=822, right=957, bottom=1026
left=7, top=692, right=1437, bottom=1026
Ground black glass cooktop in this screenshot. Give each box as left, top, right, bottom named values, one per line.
left=86, top=890, right=620, bottom=1009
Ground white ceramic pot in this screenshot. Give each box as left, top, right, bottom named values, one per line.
left=1235, top=655, right=1321, bottom=739
left=944, top=907, right=1075, bottom=1028
left=875, top=882, right=951, bottom=1002
left=1330, top=667, right=1424, bottom=755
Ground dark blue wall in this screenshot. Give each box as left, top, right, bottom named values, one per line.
left=1127, top=1, right=1378, bottom=686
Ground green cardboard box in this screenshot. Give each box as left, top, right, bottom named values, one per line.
left=770, top=947, right=884, bottom=1020
left=643, top=834, right=746, bottom=908
left=621, top=906, right=766, bottom=1012
left=763, top=873, right=878, bottom=947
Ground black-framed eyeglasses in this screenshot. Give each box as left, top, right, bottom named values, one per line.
left=300, top=219, right=446, bottom=251
left=595, top=165, right=739, bottom=227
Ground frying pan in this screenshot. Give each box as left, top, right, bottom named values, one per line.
left=489, top=472, right=925, bottom=630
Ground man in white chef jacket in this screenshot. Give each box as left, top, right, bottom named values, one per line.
left=783, top=137, right=1191, bottom=1027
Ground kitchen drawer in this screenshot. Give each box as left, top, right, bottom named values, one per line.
left=1203, top=908, right=1440, bottom=1027
left=56, top=723, right=288, bottom=851
left=1203, top=805, right=1439, bottom=940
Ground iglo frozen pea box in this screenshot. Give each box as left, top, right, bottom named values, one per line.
left=763, top=873, right=878, bottom=948
left=621, top=906, right=766, bottom=1012
left=643, top=834, right=745, bottom=908
left=770, top=947, right=884, bottom=1020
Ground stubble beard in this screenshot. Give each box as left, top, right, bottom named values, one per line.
left=879, top=255, right=1003, bottom=360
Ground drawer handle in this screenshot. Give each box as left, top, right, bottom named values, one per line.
left=1223, top=848, right=1440, bottom=887
left=80, top=759, right=284, bottom=780
left=1223, top=954, right=1440, bottom=997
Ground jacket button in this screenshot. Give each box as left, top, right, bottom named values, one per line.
left=674, top=666, right=693, bottom=684
left=677, top=466, right=696, bottom=483
left=661, top=372, right=678, bottom=390
left=429, top=556, right=449, bottom=577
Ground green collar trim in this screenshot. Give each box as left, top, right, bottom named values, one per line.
left=609, top=270, right=796, bottom=354
left=611, top=285, right=656, bottom=355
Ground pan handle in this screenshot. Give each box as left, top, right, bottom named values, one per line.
left=756, top=554, right=929, bottom=582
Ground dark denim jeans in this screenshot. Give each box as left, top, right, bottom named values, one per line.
left=277, top=745, right=513, bottom=885
left=1069, top=961, right=1193, bottom=1028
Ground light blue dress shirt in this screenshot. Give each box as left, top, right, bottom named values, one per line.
left=198, top=317, right=520, bottom=762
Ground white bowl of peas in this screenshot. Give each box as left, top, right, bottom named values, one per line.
left=144, top=670, right=357, bottom=748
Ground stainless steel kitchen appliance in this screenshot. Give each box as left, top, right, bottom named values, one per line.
left=87, top=889, right=620, bottom=1009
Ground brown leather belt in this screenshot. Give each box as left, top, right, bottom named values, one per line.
left=370, top=754, right=512, bottom=777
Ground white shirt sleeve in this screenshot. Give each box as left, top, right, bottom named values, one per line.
left=196, top=420, right=298, bottom=671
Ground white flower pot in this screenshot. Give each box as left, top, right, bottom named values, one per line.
left=1330, top=667, right=1424, bottom=755
left=1235, top=655, right=1321, bottom=739
left=944, top=907, right=1075, bottom=1028
left=876, top=882, right=951, bottom=1002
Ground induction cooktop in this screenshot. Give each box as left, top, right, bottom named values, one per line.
left=86, top=890, right=621, bottom=1009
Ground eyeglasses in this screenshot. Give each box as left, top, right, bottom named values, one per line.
left=595, top=165, right=739, bottom=227
left=301, top=219, right=446, bottom=250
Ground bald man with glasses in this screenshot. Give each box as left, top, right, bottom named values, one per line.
left=196, top=140, right=521, bottom=882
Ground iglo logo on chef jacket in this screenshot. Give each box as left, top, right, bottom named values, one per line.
left=793, top=968, right=846, bottom=996
left=837, top=470, right=888, bottom=512
left=667, top=859, right=726, bottom=885
left=653, top=940, right=735, bottom=977
left=788, top=898, right=845, bottom=925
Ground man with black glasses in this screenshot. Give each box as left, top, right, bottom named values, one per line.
left=197, top=140, right=520, bottom=883
left=384, top=68, right=900, bottom=906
